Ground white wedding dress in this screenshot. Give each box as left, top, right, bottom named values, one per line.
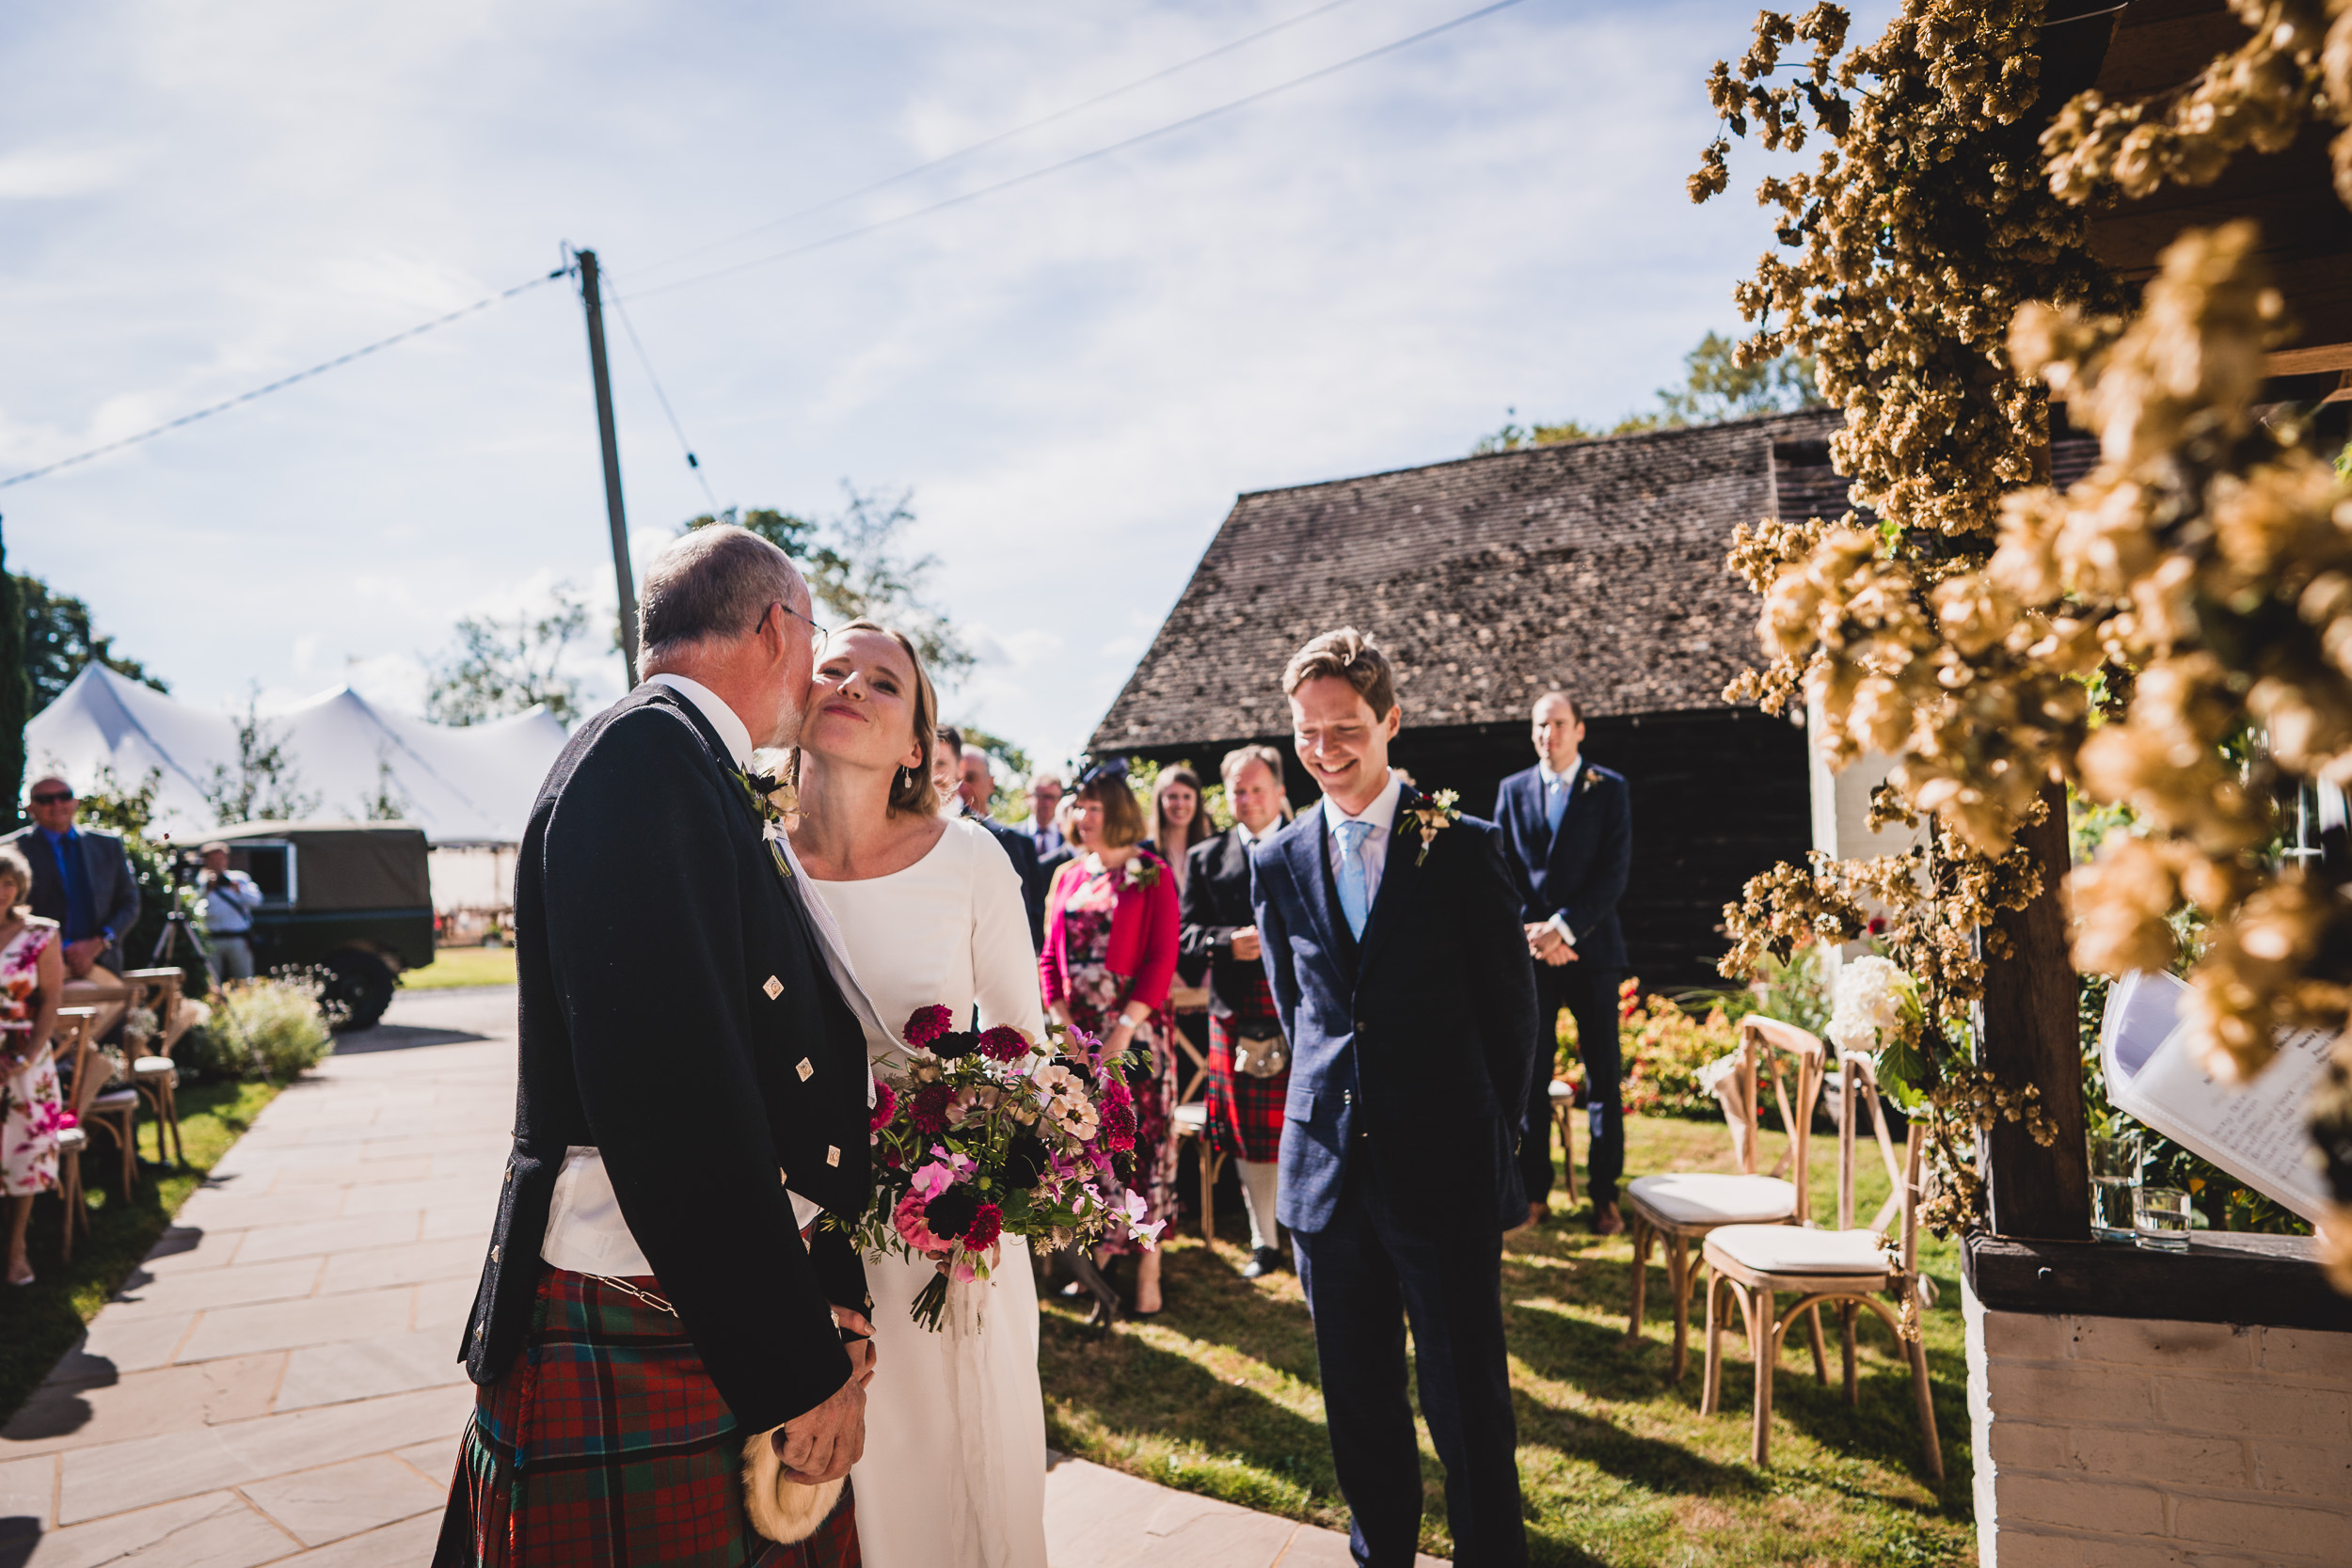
left=804, top=816, right=1051, bottom=1568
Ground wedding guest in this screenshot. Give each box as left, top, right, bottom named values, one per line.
left=1151, top=767, right=1214, bottom=900
left=1494, top=690, right=1632, bottom=1235
left=937, top=727, right=1043, bottom=949
left=0, top=847, right=65, bottom=1288
left=1040, top=760, right=1181, bottom=1315
left=1180, top=745, right=1292, bottom=1278
left=197, top=842, right=262, bottom=981
left=1036, top=797, right=1077, bottom=889
left=1250, top=627, right=1537, bottom=1568
left=4, top=776, right=139, bottom=982
left=1025, top=771, right=1066, bottom=860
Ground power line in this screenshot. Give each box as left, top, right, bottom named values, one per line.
left=632, top=0, right=1368, bottom=279
left=628, top=0, right=1531, bottom=304
left=0, top=268, right=568, bottom=491
left=600, top=268, right=722, bottom=512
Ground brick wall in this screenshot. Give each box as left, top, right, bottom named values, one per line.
left=1963, top=1280, right=2352, bottom=1566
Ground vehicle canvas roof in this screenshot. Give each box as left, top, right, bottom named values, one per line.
left=208, top=821, right=432, bottom=911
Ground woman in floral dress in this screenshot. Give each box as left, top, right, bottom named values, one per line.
left=1040, top=762, right=1181, bottom=1314
left=0, top=847, right=67, bottom=1286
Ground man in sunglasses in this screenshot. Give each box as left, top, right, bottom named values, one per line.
left=5, top=777, right=141, bottom=981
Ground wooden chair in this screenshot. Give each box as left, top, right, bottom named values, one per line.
left=49, top=1008, right=99, bottom=1261
left=1545, top=1078, right=1580, bottom=1208
left=1698, top=1047, right=1943, bottom=1480
left=120, top=968, right=191, bottom=1166
left=1166, top=1003, right=1224, bottom=1243
left=1623, top=1016, right=1824, bottom=1381
left=60, top=1022, right=139, bottom=1198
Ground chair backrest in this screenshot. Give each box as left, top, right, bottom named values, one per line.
left=52, top=1007, right=110, bottom=1121
left=1728, top=1016, right=1828, bottom=1218
left=119, top=968, right=187, bottom=1053
left=1836, top=1047, right=1912, bottom=1235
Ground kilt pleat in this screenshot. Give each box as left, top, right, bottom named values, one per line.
left=435, top=1268, right=860, bottom=1568
left=1207, top=1008, right=1289, bottom=1164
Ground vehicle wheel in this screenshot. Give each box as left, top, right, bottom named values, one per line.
left=320, top=948, right=396, bottom=1033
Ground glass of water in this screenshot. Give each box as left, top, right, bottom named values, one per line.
left=2089, top=1130, right=2142, bottom=1243
left=2135, top=1185, right=2193, bottom=1252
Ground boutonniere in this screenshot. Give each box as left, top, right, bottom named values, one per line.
left=1121, top=855, right=1162, bottom=891
left=1400, top=789, right=1461, bottom=866
left=737, top=768, right=801, bottom=878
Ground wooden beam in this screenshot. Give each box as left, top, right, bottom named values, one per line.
left=1979, top=780, right=2091, bottom=1240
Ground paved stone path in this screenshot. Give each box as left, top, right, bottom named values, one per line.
left=0, top=987, right=1436, bottom=1566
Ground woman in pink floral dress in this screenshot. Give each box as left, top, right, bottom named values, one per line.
left=1041, top=763, right=1182, bottom=1314
left=0, top=847, right=67, bottom=1286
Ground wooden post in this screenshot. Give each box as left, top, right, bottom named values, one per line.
left=1979, top=780, right=2090, bottom=1239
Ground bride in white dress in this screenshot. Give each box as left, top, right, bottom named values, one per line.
left=786, top=618, right=1050, bottom=1568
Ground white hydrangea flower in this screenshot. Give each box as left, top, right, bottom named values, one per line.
left=1829, top=954, right=1911, bottom=1057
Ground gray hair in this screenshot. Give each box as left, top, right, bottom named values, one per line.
left=640, top=525, right=802, bottom=667
left=1219, top=743, right=1285, bottom=787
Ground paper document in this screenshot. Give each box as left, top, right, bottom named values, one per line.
left=2097, top=971, right=2335, bottom=1226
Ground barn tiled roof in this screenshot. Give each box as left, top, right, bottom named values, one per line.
left=1090, top=408, right=1851, bottom=753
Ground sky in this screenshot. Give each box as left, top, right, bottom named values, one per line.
left=4, top=0, right=1886, bottom=774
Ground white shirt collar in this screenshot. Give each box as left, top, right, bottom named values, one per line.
left=1233, top=817, right=1275, bottom=848
left=1321, top=768, right=1404, bottom=838
left=648, top=673, right=754, bottom=771
left=1538, top=756, right=1582, bottom=793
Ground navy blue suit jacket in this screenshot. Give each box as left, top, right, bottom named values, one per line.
left=1493, top=762, right=1631, bottom=972
left=1248, top=788, right=1540, bottom=1236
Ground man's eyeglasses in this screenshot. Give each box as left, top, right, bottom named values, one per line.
left=29, top=791, right=73, bottom=806
left=761, top=601, right=830, bottom=649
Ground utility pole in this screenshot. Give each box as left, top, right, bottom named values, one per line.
left=574, top=248, right=639, bottom=689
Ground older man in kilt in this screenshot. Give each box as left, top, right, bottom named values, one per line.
left=437, top=526, right=880, bottom=1568
left=1180, top=745, right=1295, bottom=1278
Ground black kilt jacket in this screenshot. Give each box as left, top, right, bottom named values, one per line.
left=456, top=683, right=871, bottom=1433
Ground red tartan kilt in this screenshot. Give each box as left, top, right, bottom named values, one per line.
left=1206, top=1012, right=1289, bottom=1164
left=435, top=1268, right=860, bottom=1568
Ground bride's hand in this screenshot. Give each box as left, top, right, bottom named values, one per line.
left=833, top=1307, right=879, bottom=1388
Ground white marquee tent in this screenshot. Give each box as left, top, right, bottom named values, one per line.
left=25, top=664, right=567, bottom=847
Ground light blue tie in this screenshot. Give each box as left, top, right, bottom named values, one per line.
left=1335, top=818, right=1372, bottom=940
left=1546, top=774, right=1569, bottom=832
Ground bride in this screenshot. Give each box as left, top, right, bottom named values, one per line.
left=784, top=617, right=1049, bottom=1568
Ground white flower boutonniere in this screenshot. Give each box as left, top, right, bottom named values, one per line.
left=1121, top=855, right=1162, bottom=891
left=1400, top=789, right=1461, bottom=866
left=738, top=768, right=801, bottom=879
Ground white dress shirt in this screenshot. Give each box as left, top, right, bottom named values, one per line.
left=1321, top=768, right=1405, bottom=896
left=540, top=673, right=876, bottom=1275
left=1537, top=755, right=1584, bottom=947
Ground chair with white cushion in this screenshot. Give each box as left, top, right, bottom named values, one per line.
left=1623, top=1015, right=1824, bottom=1382
left=1698, top=1049, right=1942, bottom=1480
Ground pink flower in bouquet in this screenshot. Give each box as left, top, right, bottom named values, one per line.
left=1099, top=1098, right=1136, bottom=1153
left=966, top=1202, right=1003, bottom=1251
left=868, top=1080, right=898, bottom=1134
left=911, top=1083, right=953, bottom=1135
left=892, top=1193, right=946, bottom=1253
left=1097, top=1074, right=1132, bottom=1114
left=1120, top=1188, right=1164, bottom=1249
left=1065, top=1025, right=1104, bottom=1065
left=978, top=1025, right=1029, bottom=1064
left=903, top=1006, right=953, bottom=1051
left=910, top=1159, right=957, bottom=1203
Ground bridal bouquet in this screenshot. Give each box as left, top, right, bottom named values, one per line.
left=848, top=1005, right=1162, bottom=1329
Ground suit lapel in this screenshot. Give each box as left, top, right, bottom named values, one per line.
left=1283, top=813, right=1354, bottom=979
left=1354, top=788, right=1425, bottom=978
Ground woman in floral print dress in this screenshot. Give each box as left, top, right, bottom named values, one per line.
left=0, top=847, right=67, bottom=1286
left=1040, top=764, right=1182, bottom=1314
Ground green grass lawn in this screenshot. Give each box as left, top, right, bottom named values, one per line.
left=405, top=945, right=517, bottom=990
left=1040, top=1115, right=1970, bottom=1567
left=0, top=1077, right=280, bottom=1426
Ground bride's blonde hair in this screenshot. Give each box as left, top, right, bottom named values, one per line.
left=787, top=618, right=942, bottom=818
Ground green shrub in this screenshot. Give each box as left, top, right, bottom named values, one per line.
left=186, top=975, right=333, bottom=1083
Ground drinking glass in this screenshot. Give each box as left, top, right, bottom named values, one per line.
left=2088, top=1130, right=2142, bottom=1243
left=2135, top=1185, right=2192, bottom=1252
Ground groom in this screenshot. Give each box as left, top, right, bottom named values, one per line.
left=438, top=525, right=876, bottom=1566
left=1249, top=628, right=1538, bottom=1568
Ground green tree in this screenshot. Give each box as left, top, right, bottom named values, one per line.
left=352, top=749, right=412, bottom=821
left=424, top=588, right=591, bottom=726
left=16, top=574, right=167, bottom=714
left=1474, top=331, right=1826, bottom=454
left=687, top=484, right=974, bottom=683
left=0, top=537, right=25, bottom=829
left=201, top=692, right=321, bottom=825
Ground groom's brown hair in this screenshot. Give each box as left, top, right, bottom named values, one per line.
left=1280, top=626, right=1397, bottom=720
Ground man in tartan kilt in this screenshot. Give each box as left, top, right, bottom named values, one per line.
left=437, top=526, right=881, bottom=1568
left=1180, top=745, right=1294, bottom=1278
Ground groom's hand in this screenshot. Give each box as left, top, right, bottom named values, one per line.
left=773, top=1370, right=866, bottom=1483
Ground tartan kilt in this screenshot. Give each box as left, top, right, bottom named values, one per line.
left=1207, top=1006, right=1289, bottom=1165
left=435, top=1268, right=860, bottom=1568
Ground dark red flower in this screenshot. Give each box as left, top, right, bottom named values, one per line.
left=911, top=1083, right=953, bottom=1135
left=978, top=1025, right=1028, bottom=1063
left=965, top=1202, right=1003, bottom=1251
left=925, top=1184, right=980, bottom=1240
left=903, top=1006, right=953, bottom=1050
left=1097, top=1074, right=1132, bottom=1113
left=868, top=1080, right=898, bottom=1133
left=932, top=1030, right=980, bottom=1061
left=1100, top=1100, right=1136, bottom=1153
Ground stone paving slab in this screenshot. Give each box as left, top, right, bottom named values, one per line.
left=0, top=987, right=1438, bottom=1565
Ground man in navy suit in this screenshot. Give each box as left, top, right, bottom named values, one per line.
left=1249, top=627, right=1537, bottom=1568
left=1493, top=691, right=1632, bottom=1235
